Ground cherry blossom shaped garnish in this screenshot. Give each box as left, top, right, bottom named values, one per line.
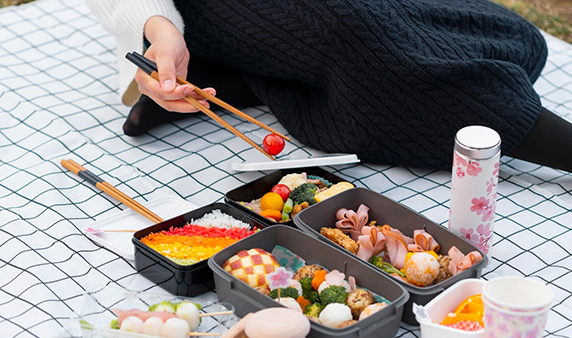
left=324, top=269, right=346, bottom=286
left=267, top=267, right=294, bottom=290
left=85, top=227, right=104, bottom=236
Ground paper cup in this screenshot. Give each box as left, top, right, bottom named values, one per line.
left=482, top=277, right=553, bottom=338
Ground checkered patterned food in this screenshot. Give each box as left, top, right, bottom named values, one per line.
left=222, top=248, right=280, bottom=288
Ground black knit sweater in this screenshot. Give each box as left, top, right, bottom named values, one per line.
left=174, top=0, right=547, bottom=169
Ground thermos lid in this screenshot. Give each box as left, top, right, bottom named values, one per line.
left=455, top=126, right=501, bottom=160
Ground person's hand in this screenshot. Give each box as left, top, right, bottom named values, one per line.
left=135, top=16, right=216, bottom=112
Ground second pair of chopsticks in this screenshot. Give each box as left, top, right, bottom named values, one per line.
left=125, top=51, right=290, bottom=160
left=61, top=159, right=164, bottom=224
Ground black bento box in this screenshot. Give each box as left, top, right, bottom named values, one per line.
left=208, top=225, right=409, bottom=338
left=133, top=202, right=267, bottom=297
left=293, top=187, right=487, bottom=325
left=225, top=167, right=348, bottom=227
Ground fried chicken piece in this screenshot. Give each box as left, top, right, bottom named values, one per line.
left=294, top=264, right=325, bottom=281
left=434, top=255, right=453, bottom=284
left=320, top=227, right=360, bottom=255
left=291, top=202, right=309, bottom=218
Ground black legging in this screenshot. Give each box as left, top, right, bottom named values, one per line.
left=508, top=107, right=572, bottom=172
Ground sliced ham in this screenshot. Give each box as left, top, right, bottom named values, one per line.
left=380, top=225, right=409, bottom=269
left=411, top=229, right=441, bottom=252
left=112, top=308, right=179, bottom=326
left=356, top=226, right=386, bottom=261
left=448, top=246, right=483, bottom=275
left=335, top=204, right=369, bottom=240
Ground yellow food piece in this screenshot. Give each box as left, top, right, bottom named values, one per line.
left=440, top=294, right=484, bottom=327
left=314, top=182, right=354, bottom=202
left=260, top=192, right=284, bottom=211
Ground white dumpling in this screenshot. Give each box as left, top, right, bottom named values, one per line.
left=160, top=318, right=190, bottom=338
left=175, top=302, right=201, bottom=331
left=120, top=316, right=143, bottom=332
left=141, top=316, right=163, bottom=335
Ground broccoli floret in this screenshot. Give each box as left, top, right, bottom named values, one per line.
left=304, top=289, right=320, bottom=304
left=299, top=277, right=313, bottom=292
left=320, top=285, right=348, bottom=307
left=368, top=256, right=406, bottom=277
left=304, top=302, right=324, bottom=317
left=290, top=183, right=318, bottom=205
left=269, top=287, right=299, bottom=300
left=299, top=276, right=319, bottom=302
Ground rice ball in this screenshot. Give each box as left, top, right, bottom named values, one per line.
left=277, top=297, right=303, bottom=313
left=358, top=303, right=388, bottom=321
left=318, top=303, right=353, bottom=328
left=405, top=252, right=439, bottom=286
left=119, top=316, right=143, bottom=332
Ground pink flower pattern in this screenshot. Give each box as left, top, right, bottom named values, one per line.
left=267, top=267, right=294, bottom=290
left=452, top=152, right=499, bottom=255
left=459, top=227, right=479, bottom=243
left=484, top=303, right=548, bottom=338
left=466, top=161, right=482, bottom=176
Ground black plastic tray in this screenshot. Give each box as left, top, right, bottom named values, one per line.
left=208, top=225, right=409, bottom=338
left=293, top=187, right=486, bottom=325
left=225, top=167, right=348, bottom=227
left=133, top=202, right=267, bottom=297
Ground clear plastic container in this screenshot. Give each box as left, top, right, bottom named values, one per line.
left=414, top=279, right=485, bottom=338
left=76, top=285, right=238, bottom=338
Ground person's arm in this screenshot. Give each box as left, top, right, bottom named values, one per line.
left=84, top=0, right=185, bottom=106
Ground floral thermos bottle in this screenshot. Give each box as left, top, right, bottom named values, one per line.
left=449, top=125, right=501, bottom=263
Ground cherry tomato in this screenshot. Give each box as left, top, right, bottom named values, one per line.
left=271, top=184, right=291, bottom=202
left=262, top=134, right=285, bottom=156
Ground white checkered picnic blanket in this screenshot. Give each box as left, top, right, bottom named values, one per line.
left=1, top=0, right=571, bottom=337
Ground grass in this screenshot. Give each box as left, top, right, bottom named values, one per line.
left=1, top=0, right=571, bottom=43
left=491, top=0, right=572, bottom=43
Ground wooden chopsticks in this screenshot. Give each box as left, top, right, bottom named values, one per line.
left=125, top=51, right=289, bottom=161
left=60, top=159, right=164, bottom=224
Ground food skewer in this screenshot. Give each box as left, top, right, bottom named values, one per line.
left=84, top=227, right=137, bottom=235
left=60, top=159, right=164, bottom=224
left=125, top=51, right=284, bottom=161
left=198, top=311, right=234, bottom=318
left=187, top=333, right=220, bottom=337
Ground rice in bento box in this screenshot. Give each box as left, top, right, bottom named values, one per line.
left=190, top=209, right=251, bottom=229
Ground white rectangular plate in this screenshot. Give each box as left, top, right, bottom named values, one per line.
left=82, top=195, right=198, bottom=260
left=231, top=153, right=360, bottom=172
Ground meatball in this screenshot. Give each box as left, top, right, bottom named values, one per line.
left=434, top=255, right=453, bottom=284
left=294, top=264, right=325, bottom=281
left=337, top=320, right=357, bottom=328
left=346, top=289, right=374, bottom=319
